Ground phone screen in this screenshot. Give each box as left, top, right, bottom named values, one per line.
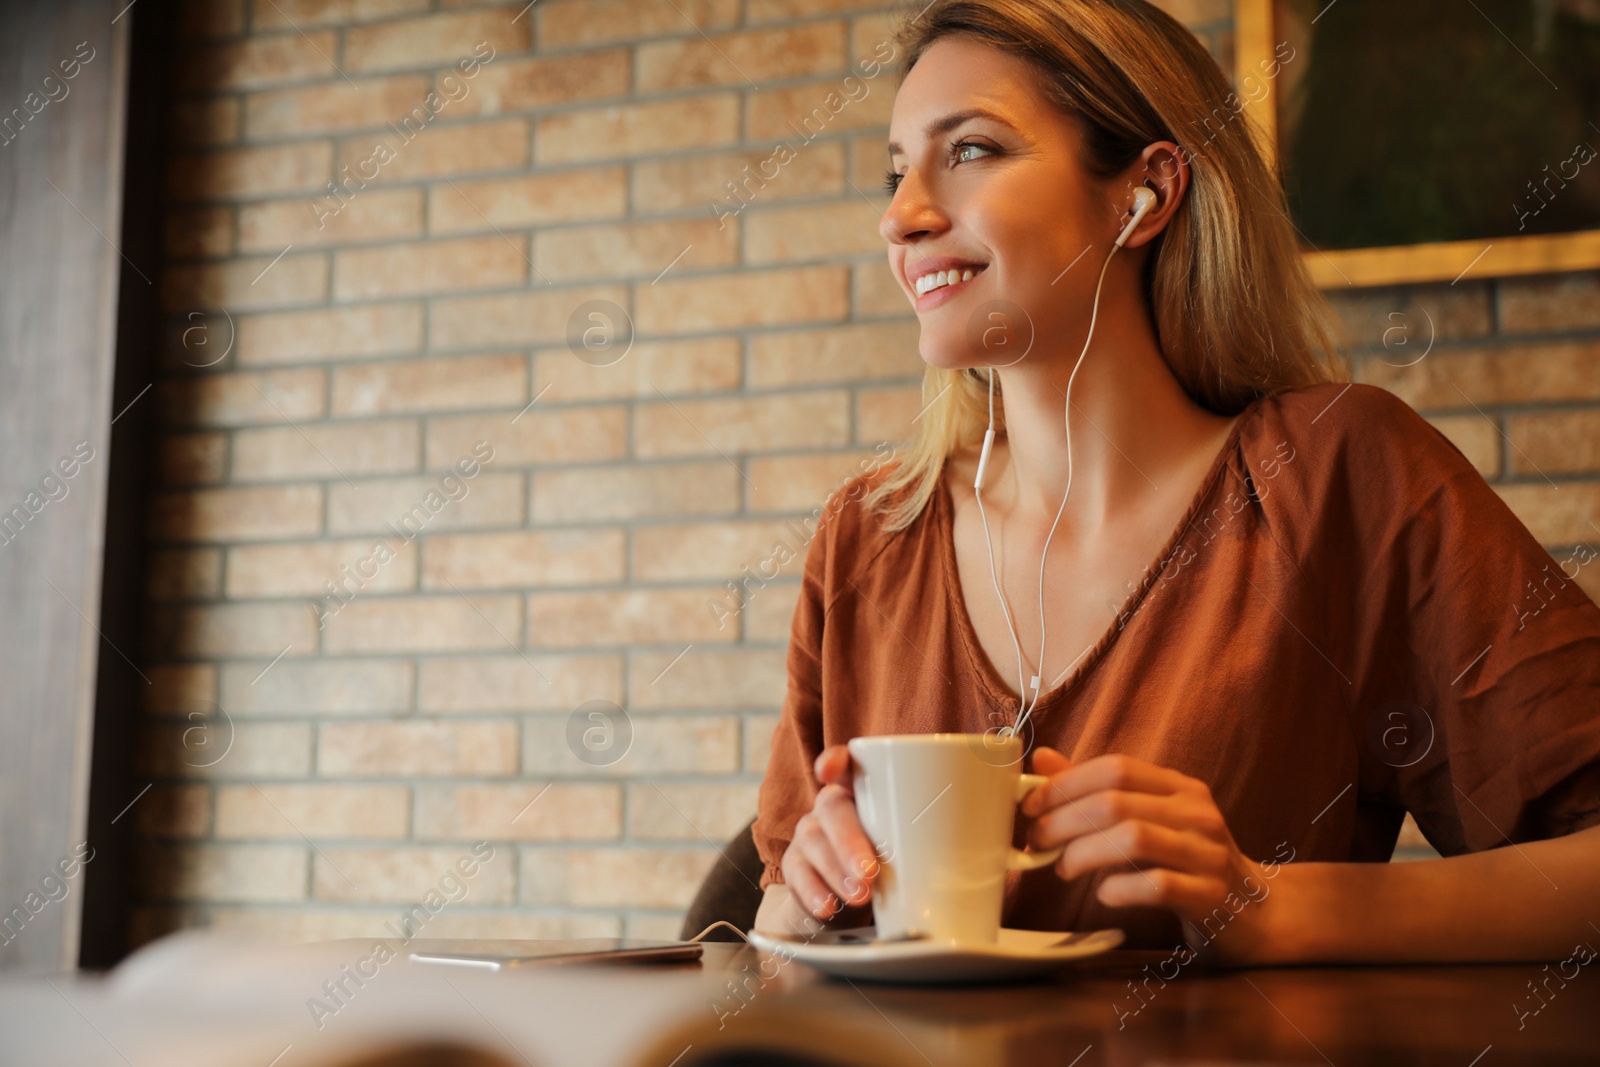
left=407, top=938, right=704, bottom=970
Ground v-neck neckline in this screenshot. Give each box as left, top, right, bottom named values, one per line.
left=935, top=399, right=1264, bottom=719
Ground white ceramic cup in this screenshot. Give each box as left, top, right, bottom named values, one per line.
left=847, top=732, right=1064, bottom=945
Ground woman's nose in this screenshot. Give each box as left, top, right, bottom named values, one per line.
left=879, top=169, right=946, bottom=246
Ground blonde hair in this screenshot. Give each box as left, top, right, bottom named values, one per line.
left=864, top=0, right=1349, bottom=531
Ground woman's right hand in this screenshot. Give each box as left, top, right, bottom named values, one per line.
left=778, top=744, right=882, bottom=923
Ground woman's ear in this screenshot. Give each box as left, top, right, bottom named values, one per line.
left=1115, top=140, right=1190, bottom=249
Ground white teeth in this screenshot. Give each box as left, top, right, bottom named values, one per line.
left=914, top=266, right=981, bottom=295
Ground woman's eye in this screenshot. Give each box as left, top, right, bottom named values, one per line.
left=952, top=140, right=994, bottom=164
left=882, top=169, right=903, bottom=195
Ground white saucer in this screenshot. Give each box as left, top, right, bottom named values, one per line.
left=746, top=925, right=1124, bottom=983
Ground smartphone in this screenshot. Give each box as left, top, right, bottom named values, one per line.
left=407, top=938, right=703, bottom=970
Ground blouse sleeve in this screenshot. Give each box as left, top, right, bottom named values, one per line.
left=751, top=507, right=831, bottom=888
left=1354, top=389, right=1600, bottom=854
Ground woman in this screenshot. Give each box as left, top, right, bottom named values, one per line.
left=751, top=0, right=1600, bottom=965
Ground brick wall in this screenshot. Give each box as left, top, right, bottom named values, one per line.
left=131, top=0, right=1597, bottom=945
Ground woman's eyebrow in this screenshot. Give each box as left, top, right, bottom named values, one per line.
left=886, top=107, right=1019, bottom=157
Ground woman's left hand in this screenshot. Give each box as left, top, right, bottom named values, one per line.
left=1022, top=747, right=1287, bottom=965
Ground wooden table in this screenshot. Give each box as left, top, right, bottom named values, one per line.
left=692, top=944, right=1600, bottom=1066
left=1, top=937, right=1595, bottom=1066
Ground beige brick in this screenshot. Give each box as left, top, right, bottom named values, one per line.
left=168, top=142, right=333, bottom=200
left=746, top=199, right=890, bottom=263
left=318, top=720, right=519, bottom=776
left=332, top=354, right=528, bottom=416
left=749, top=321, right=921, bottom=387
left=633, top=142, right=845, bottom=215
left=847, top=130, right=894, bottom=192
left=636, top=266, right=848, bottom=333
left=239, top=188, right=423, bottom=252
left=536, top=96, right=740, bottom=165
left=534, top=216, right=738, bottom=283
left=1359, top=341, right=1600, bottom=409
left=414, top=783, right=621, bottom=841
left=1326, top=283, right=1493, bottom=349
left=746, top=450, right=886, bottom=512
left=1507, top=410, right=1600, bottom=476
left=251, top=0, right=429, bottom=30
left=137, top=785, right=213, bottom=839
left=854, top=261, right=911, bottom=316
left=246, top=75, right=432, bottom=139
left=343, top=11, right=528, bottom=74
left=522, top=848, right=716, bottom=908
left=624, top=914, right=685, bottom=940
left=429, top=284, right=628, bottom=349
left=147, top=547, right=224, bottom=601
left=140, top=843, right=307, bottom=903
left=634, top=392, right=850, bottom=458
left=421, top=530, right=625, bottom=590
left=638, top=24, right=845, bottom=92
left=232, top=420, right=420, bottom=481
left=169, top=97, right=241, bottom=148
left=526, top=588, right=734, bottom=648
left=848, top=12, right=901, bottom=66
left=856, top=384, right=922, bottom=444
left=425, top=407, right=627, bottom=467
left=216, top=784, right=411, bottom=839
left=743, top=713, right=780, bottom=772
left=179, top=31, right=338, bottom=91
left=334, top=235, right=527, bottom=300
left=748, top=0, right=902, bottom=20
left=1498, top=272, right=1600, bottom=334
left=311, top=844, right=514, bottom=904
left=156, top=432, right=228, bottom=485
left=532, top=337, right=741, bottom=402
left=237, top=303, right=424, bottom=365
left=628, top=648, right=785, bottom=709
left=747, top=78, right=895, bottom=141
left=221, top=658, right=415, bottom=717
left=450, top=51, right=631, bottom=116
left=142, top=663, right=218, bottom=715
left=428, top=168, right=627, bottom=235
left=743, top=582, right=802, bottom=643
left=201, top=905, right=618, bottom=942
left=628, top=782, right=760, bottom=841
left=320, top=594, right=521, bottom=654
left=166, top=206, right=235, bottom=258
left=633, top=520, right=801, bottom=582
left=149, top=485, right=322, bottom=542
left=160, top=253, right=328, bottom=313
left=538, top=0, right=738, bottom=48
left=226, top=537, right=418, bottom=598
left=417, top=653, right=624, bottom=713
left=157, top=602, right=319, bottom=659
left=177, top=0, right=243, bottom=39
left=139, top=721, right=314, bottom=779
left=328, top=471, right=525, bottom=534
left=532, top=462, right=739, bottom=523
left=1493, top=483, right=1600, bottom=546
left=335, top=119, right=530, bottom=185
left=1425, top=415, right=1501, bottom=479
left=157, top=368, right=326, bottom=428
left=523, top=715, right=740, bottom=776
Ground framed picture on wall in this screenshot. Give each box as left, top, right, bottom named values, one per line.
left=1234, top=0, right=1600, bottom=287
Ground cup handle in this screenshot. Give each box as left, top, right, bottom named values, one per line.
left=1007, top=772, right=1064, bottom=871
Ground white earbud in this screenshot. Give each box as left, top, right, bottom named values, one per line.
left=973, top=185, right=1158, bottom=736
left=1114, top=186, right=1158, bottom=249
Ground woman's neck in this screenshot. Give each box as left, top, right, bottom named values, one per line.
left=982, top=296, right=1228, bottom=534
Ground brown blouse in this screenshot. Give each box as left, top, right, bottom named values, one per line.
left=753, top=382, right=1600, bottom=949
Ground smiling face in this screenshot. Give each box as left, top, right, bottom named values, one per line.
left=882, top=36, right=1128, bottom=371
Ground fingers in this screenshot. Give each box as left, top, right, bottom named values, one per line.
left=1022, top=753, right=1193, bottom=817
left=1095, top=867, right=1225, bottom=913
left=781, top=841, right=843, bottom=921
left=1029, top=789, right=1229, bottom=850
left=1052, top=818, right=1231, bottom=883
left=782, top=783, right=879, bottom=919
left=813, top=745, right=853, bottom=789
left=1030, top=746, right=1071, bottom=778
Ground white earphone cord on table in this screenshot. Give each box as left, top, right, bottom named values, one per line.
left=975, top=188, right=1155, bottom=740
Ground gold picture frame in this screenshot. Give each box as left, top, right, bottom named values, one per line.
left=1233, top=0, right=1600, bottom=288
